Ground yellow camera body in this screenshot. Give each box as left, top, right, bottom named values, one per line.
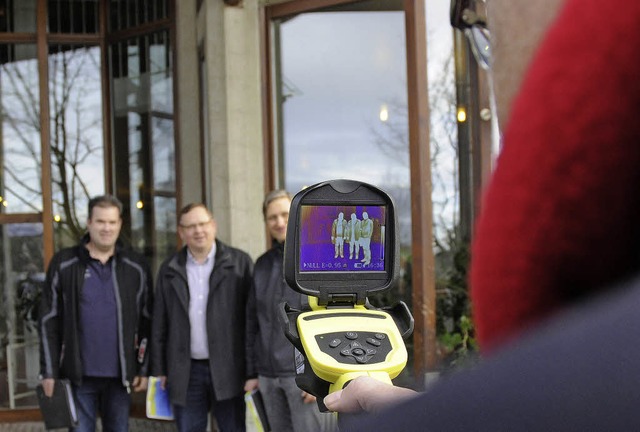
left=280, top=180, right=414, bottom=411
left=296, top=306, right=408, bottom=394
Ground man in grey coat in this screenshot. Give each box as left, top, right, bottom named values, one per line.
left=151, top=203, right=253, bottom=432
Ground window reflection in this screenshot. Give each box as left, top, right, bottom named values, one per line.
left=1, top=44, right=41, bottom=214
left=109, top=0, right=168, bottom=32
left=152, top=115, right=175, bottom=190
left=0, top=223, right=43, bottom=409
left=149, top=32, right=173, bottom=112
left=274, top=10, right=413, bottom=333
left=153, top=195, right=175, bottom=272
left=276, top=11, right=411, bottom=244
left=277, top=12, right=410, bottom=229
left=0, top=0, right=37, bottom=33
left=110, top=31, right=176, bottom=267
left=49, top=0, right=99, bottom=33
left=48, top=45, right=104, bottom=248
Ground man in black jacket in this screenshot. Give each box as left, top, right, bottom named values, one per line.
left=39, top=195, right=153, bottom=432
left=151, top=203, right=253, bottom=432
left=245, top=190, right=334, bottom=431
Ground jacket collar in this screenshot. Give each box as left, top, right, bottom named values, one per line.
left=166, top=239, right=234, bottom=314
left=77, top=233, right=124, bottom=264
left=169, top=239, right=233, bottom=277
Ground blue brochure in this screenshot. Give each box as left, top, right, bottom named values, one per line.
left=146, top=376, right=174, bottom=420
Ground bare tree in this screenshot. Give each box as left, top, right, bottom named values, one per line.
left=2, top=46, right=104, bottom=244
left=369, top=54, right=459, bottom=250
left=369, top=52, right=477, bottom=367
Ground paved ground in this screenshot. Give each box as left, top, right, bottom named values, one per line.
left=0, top=409, right=260, bottom=432
left=0, top=418, right=176, bottom=432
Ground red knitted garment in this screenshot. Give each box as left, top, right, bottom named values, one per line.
left=470, top=0, right=640, bottom=351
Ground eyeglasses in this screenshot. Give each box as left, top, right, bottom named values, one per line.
left=450, top=0, right=491, bottom=70
left=179, top=220, right=212, bottom=232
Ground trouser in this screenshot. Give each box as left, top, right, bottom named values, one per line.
left=349, top=240, right=360, bottom=258
left=334, top=237, right=344, bottom=257
left=173, top=359, right=245, bottom=432
left=72, top=376, right=131, bottom=432
left=259, top=375, right=336, bottom=432
left=360, top=237, right=371, bottom=264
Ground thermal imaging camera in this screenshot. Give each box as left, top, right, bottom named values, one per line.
left=279, top=179, right=414, bottom=411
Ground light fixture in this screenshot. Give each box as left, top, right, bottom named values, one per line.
left=457, top=107, right=467, bottom=123
left=379, top=104, right=389, bottom=122
left=480, top=108, right=492, bottom=121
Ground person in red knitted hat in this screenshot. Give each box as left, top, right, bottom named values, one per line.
left=470, top=0, right=640, bottom=351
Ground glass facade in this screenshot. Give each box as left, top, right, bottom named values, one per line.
left=0, top=0, right=37, bottom=33
left=110, top=30, right=175, bottom=271
left=276, top=10, right=411, bottom=241
left=49, top=0, right=99, bottom=33
left=1, top=44, right=40, bottom=214
left=49, top=44, right=105, bottom=248
left=0, top=0, right=174, bottom=410
left=1, top=222, right=43, bottom=409
left=109, top=0, right=169, bottom=31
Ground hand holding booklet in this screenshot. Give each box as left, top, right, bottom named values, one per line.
left=245, top=389, right=270, bottom=432
left=36, top=379, right=79, bottom=429
left=146, top=376, right=174, bottom=420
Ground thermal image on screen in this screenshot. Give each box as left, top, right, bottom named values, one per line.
left=299, top=205, right=386, bottom=273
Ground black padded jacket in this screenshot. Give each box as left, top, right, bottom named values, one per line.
left=246, top=242, right=308, bottom=378
left=38, top=235, right=153, bottom=389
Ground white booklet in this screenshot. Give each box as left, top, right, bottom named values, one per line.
left=146, top=376, right=174, bottom=420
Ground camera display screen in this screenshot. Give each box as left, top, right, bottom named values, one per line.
left=298, top=205, right=387, bottom=273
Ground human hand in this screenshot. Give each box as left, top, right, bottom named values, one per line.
left=323, top=376, right=417, bottom=414
left=301, top=391, right=316, bottom=404
left=132, top=376, right=148, bottom=392
left=244, top=378, right=259, bottom=392
left=41, top=378, right=55, bottom=397
left=158, top=375, right=167, bottom=390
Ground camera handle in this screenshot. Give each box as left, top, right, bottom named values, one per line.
left=279, top=298, right=413, bottom=412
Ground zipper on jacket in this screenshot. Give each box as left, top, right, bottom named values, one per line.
left=111, top=261, right=129, bottom=388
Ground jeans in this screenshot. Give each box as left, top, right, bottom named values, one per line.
left=72, top=376, right=131, bottom=432
left=173, top=360, right=245, bottom=432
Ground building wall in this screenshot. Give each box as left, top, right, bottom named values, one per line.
left=176, top=0, right=203, bottom=205
left=181, top=0, right=267, bottom=259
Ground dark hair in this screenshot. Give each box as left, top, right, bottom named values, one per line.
left=262, top=189, right=291, bottom=219
left=88, top=195, right=123, bottom=219
left=179, top=203, right=213, bottom=224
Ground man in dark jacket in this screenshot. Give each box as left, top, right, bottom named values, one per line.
left=39, top=195, right=153, bottom=432
left=245, top=190, right=334, bottom=431
left=151, top=203, right=253, bottom=432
